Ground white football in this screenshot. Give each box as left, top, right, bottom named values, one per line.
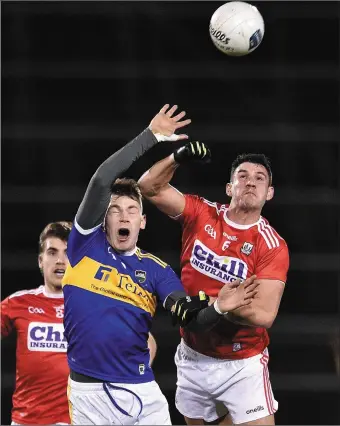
left=209, top=1, right=265, bottom=56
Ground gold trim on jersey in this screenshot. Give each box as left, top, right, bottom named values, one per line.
left=135, top=248, right=167, bottom=268
left=62, top=257, right=157, bottom=316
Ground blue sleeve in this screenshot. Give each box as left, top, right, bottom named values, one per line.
left=67, top=221, right=103, bottom=267
left=154, top=265, right=184, bottom=305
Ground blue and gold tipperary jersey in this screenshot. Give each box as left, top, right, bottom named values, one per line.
left=62, top=224, right=183, bottom=384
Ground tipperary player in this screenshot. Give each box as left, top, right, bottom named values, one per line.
left=139, top=141, right=290, bottom=425
left=63, top=105, right=259, bottom=425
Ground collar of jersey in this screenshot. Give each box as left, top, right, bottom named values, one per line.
left=42, top=285, right=64, bottom=298
left=223, top=209, right=262, bottom=230
left=110, top=245, right=138, bottom=257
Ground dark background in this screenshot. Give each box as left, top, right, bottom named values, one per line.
left=1, top=1, right=339, bottom=424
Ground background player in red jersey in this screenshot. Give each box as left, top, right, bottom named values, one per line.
left=1, top=221, right=159, bottom=425
left=138, top=139, right=290, bottom=425
left=1, top=221, right=72, bottom=425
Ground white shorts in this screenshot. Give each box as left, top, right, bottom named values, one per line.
left=175, top=340, right=278, bottom=424
left=67, top=377, right=171, bottom=425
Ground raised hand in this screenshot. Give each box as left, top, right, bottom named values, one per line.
left=173, top=141, right=211, bottom=164
left=215, top=275, right=259, bottom=314
left=149, top=104, right=191, bottom=141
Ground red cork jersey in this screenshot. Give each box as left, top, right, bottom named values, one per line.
left=176, top=195, right=289, bottom=359
left=1, top=286, right=69, bottom=424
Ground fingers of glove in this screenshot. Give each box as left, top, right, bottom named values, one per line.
left=178, top=309, right=193, bottom=327
left=189, top=142, right=211, bottom=161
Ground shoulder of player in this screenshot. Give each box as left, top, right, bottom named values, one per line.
left=192, top=196, right=227, bottom=216
left=8, top=286, right=45, bottom=301
left=135, top=248, right=168, bottom=269
left=256, top=217, right=288, bottom=250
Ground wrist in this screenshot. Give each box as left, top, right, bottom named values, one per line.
left=148, top=126, right=180, bottom=143
left=213, top=300, right=228, bottom=316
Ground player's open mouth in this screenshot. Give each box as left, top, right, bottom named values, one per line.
left=118, top=228, right=130, bottom=242
left=54, top=269, right=65, bottom=278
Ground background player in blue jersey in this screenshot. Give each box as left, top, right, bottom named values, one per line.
left=63, top=104, right=259, bottom=425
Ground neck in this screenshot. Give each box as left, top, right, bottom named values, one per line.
left=108, top=241, right=137, bottom=257
left=226, top=203, right=261, bottom=225
left=44, top=282, right=63, bottom=295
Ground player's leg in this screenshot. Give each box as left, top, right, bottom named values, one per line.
left=184, top=413, right=233, bottom=425
left=236, top=414, right=275, bottom=425
left=175, top=342, right=228, bottom=425
left=217, top=348, right=277, bottom=425
left=215, top=413, right=233, bottom=425
left=130, top=381, right=171, bottom=425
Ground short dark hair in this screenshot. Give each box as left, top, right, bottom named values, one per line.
left=230, top=153, right=272, bottom=185
left=38, top=221, right=72, bottom=254
left=110, top=178, right=143, bottom=208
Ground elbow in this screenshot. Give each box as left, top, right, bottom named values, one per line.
left=138, top=174, right=159, bottom=198
left=261, top=319, right=274, bottom=329
left=90, top=170, right=107, bottom=190
left=256, top=313, right=276, bottom=329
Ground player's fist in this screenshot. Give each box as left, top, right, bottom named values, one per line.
left=171, top=291, right=209, bottom=327
left=173, top=141, right=211, bottom=164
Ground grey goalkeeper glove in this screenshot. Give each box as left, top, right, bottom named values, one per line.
left=173, top=141, right=211, bottom=164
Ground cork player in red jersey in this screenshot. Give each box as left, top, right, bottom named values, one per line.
left=1, top=222, right=72, bottom=425
left=138, top=135, right=290, bottom=425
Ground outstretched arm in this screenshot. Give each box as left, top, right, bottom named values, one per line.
left=138, top=155, right=184, bottom=217
left=75, top=104, right=191, bottom=231
left=76, top=129, right=158, bottom=231
left=138, top=141, right=211, bottom=218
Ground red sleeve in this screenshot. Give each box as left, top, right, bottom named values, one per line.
left=255, top=242, right=289, bottom=283
left=174, top=194, right=205, bottom=227
left=1, top=297, right=14, bottom=338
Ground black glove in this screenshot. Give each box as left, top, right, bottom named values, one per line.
left=173, top=141, right=211, bottom=164
left=171, top=291, right=210, bottom=327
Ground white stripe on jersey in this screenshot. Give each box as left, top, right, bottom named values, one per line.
left=260, top=220, right=276, bottom=248
left=9, top=286, right=44, bottom=299
left=74, top=218, right=102, bottom=235
left=203, top=198, right=226, bottom=215
left=258, top=221, right=272, bottom=248
left=265, top=221, right=280, bottom=247
left=258, top=219, right=280, bottom=249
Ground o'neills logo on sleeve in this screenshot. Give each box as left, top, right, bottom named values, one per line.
left=190, top=240, right=248, bottom=284
left=27, top=322, right=67, bottom=352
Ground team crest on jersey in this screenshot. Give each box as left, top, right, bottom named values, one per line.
left=241, top=242, right=254, bottom=256
left=135, top=270, right=147, bottom=284
left=27, top=322, right=67, bottom=352
left=233, top=343, right=242, bottom=352
left=190, top=240, right=248, bottom=284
